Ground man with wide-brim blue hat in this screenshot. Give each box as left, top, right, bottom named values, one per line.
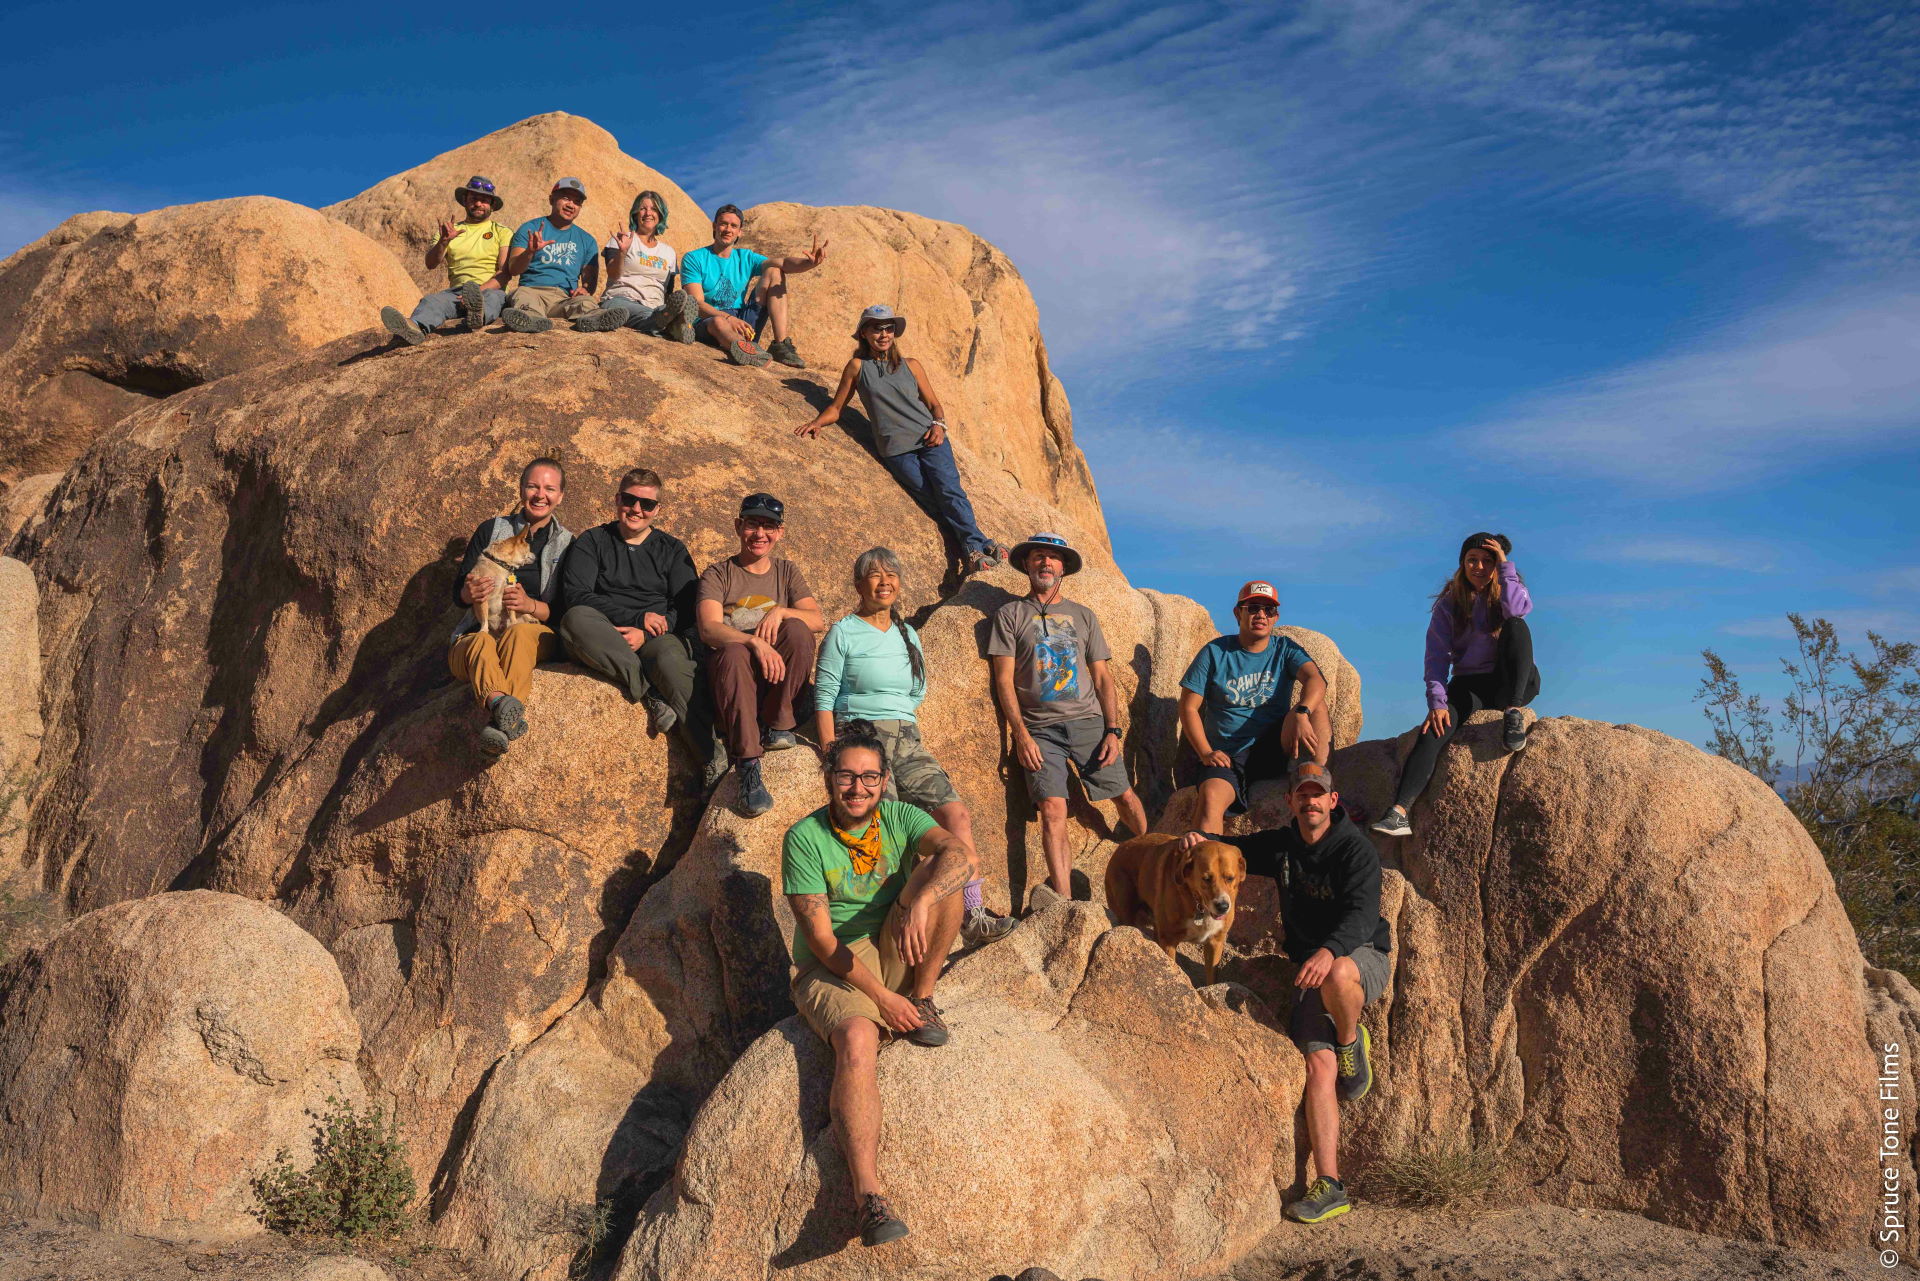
left=379, top=174, right=513, bottom=344
left=987, top=531, right=1149, bottom=896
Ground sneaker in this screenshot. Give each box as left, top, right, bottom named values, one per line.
left=1503, top=707, right=1530, bottom=752
left=762, top=727, right=799, bottom=752
left=734, top=757, right=774, bottom=818
left=660, top=290, right=699, bottom=343
left=701, top=739, right=731, bottom=790
left=455, top=281, right=486, bottom=332
left=1335, top=1024, right=1372, bottom=1102
left=858, top=1193, right=909, bottom=1246
left=501, top=307, right=552, bottom=334
left=1285, top=1176, right=1351, bottom=1224
left=905, top=997, right=949, bottom=1047
left=571, top=306, right=625, bottom=333
left=640, top=694, right=678, bottom=736
left=1370, top=809, right=1412, bottom=838
left=490, top=694, right=528, bottom=742
left=766, top=337, right=807, bottom=369
left=965, top=547, right=998, bottom=576
left=727, top=337, right=771, bottom=367
left=478, top=725, right=510, bottom=757
left=381, top=306, right=426, bottom=346
left=961, top=905, right=1017, bottom=947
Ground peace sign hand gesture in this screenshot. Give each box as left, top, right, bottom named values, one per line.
left=613, top=227, right=633, bottom=254
left=526, top=225, right=548, bottom=254
left=437, top=220, right=458, bottom=244
left=809, top=233, right=830, bottom=265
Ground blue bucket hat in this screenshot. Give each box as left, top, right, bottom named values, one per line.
left=453, top=175, right=502, bottom=210
left=1009, top=532, right=1082, bottom=576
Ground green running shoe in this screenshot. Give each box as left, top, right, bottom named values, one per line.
left=1286, top=1175, right=1351, bottom=1224
left=1336, top=1024, right=1373, bottom=1102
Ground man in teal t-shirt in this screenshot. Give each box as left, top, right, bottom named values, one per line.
left=681, top=202, right=829, bottom=370
left=501, top=177, right=602, bottom=333
left=780, top=723, right=977, bottom=1247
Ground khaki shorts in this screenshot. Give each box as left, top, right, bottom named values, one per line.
left=871, top=719, right=961, bottom=811
left=791, top=903, right=910, bottom=1042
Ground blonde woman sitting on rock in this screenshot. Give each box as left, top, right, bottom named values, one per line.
left=814, top=547, right=1015, bottom=948
left=448, top=458, right=573, bottom=756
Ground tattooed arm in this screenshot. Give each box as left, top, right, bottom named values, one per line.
left=786, top=892, right=924, bottom=1034
left=892, top=827, right=978, bottom=966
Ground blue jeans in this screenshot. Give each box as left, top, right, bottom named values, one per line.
left=881, top=439, right=988, bottom=555
left=697, top=300, right=767, bottom=341
left=601, top=297, right=668, bottom=331
left=410, top=287, right=504, bottom=329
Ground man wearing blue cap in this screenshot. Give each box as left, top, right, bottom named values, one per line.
left=379, top=176, right=513, bottom=344
left=987, top=533, right=1149, bottom=896
left=501, top=178, right=602, bottom=333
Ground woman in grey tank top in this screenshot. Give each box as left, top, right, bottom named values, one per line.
left=796, top=304, right=1007, bottom=575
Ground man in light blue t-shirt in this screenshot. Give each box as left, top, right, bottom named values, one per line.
left=680, top=203, right=828, bottom=370
left=1178, top=579, right=1332, bottom=835
left=500, top=177, right=603, bottom=333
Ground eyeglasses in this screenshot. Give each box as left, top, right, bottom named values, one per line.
left=616, top=492, right=660, bottom=512
left=1237, top=601, right=1278, bottom=615
left=829, top=770, right=885, bottom=788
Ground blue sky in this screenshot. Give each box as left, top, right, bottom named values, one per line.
left=4, top=0, right=1916, bottom=748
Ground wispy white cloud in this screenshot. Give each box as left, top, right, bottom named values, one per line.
left=1459, top=279, right=1920, bottom=484
left=1722, top=608, right=1920, bottom=642
left=1867, top=566, right=1920, bottom=598
left=1598, top=537, right=1779, bottom=572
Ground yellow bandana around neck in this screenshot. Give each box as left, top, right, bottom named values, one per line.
left=830, top=814, right=886, bottom=878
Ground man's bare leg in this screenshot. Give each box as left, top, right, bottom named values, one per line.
left=762, top=263, right=789, bottom=342
left=1319, top=956, right=1364, bottom=1044
left=1038, top=796, right=1072, bottom=895
left=1195, top=777, right=1235, bottom=835
left=1302, top=1047, right=1341, bottom=1182
left=1113, top=786, right=1149, bottom=841
left=830, top=1017, right=884, bottom=1207
left=907, top=888, right=965, bottom=1001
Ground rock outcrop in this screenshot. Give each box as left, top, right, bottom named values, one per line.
left=326, top=113, right=708, bottom=296
left=0, top=198, right=415, bottom=487
left=0, top=558, right=39, bottom=874
left=1865, top=966, right=1919, bottom=1266
left=617, top=898, right=1303, bottom=1281
left=0, top=890, right=364, bottom=1242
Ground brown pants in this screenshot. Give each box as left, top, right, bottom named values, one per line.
left=708, top=617, right=815, bottom=762
left=448, top=622, right=560, bottom=705
left=505, top=285, right=596, bottom=320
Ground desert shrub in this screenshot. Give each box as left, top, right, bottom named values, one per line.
left=1358, top=1138, right=1507, bottom=1209
left=251, top=1096, right=416, bottom=1240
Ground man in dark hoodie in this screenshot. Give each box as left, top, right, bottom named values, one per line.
left=1177, top=759, right=1391, bottom=1225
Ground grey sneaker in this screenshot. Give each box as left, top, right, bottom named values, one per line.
left=905, top=997, right=949, bottom=1047
left=1285, top=1175, right=1351, bottom=1224
left=961, top=906, right=1016, bottom=947
left=1503, top=707, right=1530, bottom=752
left=501, top=307, right=552, bottom=333
left=1370, top=809, right=1412, bottom=838
left=641, top=694, right=678, bottom=736
left=762, top=727, right=799, bottom=752
left=1335, top=1024, right=1372, bottom=1102
left=727, top=337, right=770, bottom=366
left=660, top=290, right=699, bottom=343
left=381, top=306, right=426, bottom=346
left=571, top=306, right=625, bottom=333
left=490, top=694, right=528, bottom=741
left=734, top=757, right=774, bottom=818
left=455, top=281, right=486, bottom=331
left=478, top=725, right=510, bottom=757
left=858, top=1193, right=909, bottom=1246
left=766, top=336, right=807, bottom=369
left=701, top=739, right=731, bottom=790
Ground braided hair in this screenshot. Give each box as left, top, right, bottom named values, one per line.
left=852, top=547, right=925, bottom=690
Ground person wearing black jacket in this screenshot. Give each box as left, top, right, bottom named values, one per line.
left=558, top=467, right=713, bottom=767
left=1177, top=760, right=1391, bottom=1226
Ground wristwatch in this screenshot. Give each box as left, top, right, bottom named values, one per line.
left=1103, top=726, right=1122, bottom=738
left=1293, top=703, right=1311, bottom=715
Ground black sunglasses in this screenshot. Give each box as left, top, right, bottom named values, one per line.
left=616, top=492, right=660, bottom=512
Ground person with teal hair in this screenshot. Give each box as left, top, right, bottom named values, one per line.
left=571, top=189, right=700, bottom=340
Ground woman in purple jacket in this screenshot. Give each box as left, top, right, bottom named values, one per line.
left=1371, top=532, right=1539, bottom=837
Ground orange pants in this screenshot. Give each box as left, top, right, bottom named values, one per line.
left=448, top=622, right=559, bottom=706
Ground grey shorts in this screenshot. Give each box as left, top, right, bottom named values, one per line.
left=1025, top=715, right=1131, bottom=804
left=1289, top=944, right=1391, bottom=1055
left=870, top=720, right=960, bottom=811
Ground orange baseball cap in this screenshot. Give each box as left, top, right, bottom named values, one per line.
left=1236, top=580, right=1279, bottom=608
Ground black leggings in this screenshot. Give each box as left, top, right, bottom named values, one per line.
left=1392, top=617, right=1539, bottom=811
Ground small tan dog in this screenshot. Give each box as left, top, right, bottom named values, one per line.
left=1104, top=831, right=1247, bottom=985
left=468, top=528, right=537, bottom=635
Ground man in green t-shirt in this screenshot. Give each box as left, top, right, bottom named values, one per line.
left=781, top=721, right=976, bottom=1249
left=379, top=175, right=513, bottom=345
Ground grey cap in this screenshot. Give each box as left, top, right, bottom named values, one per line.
left=551, top=177, right=588, bottom=202
left=853, top=304, right=906, bottom=337
left=1290, top=760, right=1335, bottom=794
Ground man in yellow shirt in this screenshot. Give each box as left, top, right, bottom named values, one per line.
left=380, top=176, right=513, bottom=345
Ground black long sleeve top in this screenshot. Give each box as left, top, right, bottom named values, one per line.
left=1212, top=808, right=1391, bottom=963
left=559, top=523, right=698, bottom=632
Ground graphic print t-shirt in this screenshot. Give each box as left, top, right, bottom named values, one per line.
left=603, top=236, right=678, bottom=308
left=986, top=597, right=1110, bottom=728
left=781, top=801, right=937, bottom=966
left=511, top=217, right=600, bottom=290
left=697, top=556, right=815, bottom=632
left=442, top=220, right=512, bottom=287
left=680, top=246, right=769, bottom=311
left=1179, top=634, right=1313, bottom=756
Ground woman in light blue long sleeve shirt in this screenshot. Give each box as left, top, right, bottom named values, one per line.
left=813, top=547, right=1014, bottom=947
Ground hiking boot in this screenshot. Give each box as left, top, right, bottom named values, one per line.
left=727, top=337, right=771, bottom=367
left=1503, top=707, right=1530, bottom=752
left=1285, top=1176, right=1351, bottom=1224
left=1370, top=809, right=1412, bottom=838
left=641, top=694, right=678, bottom=736
left=660, top=290, right=699, bottom=343
left=961, top=905, right=1017, bottom=947
left=766, top=337, right=806, bottom=369
left=381, top=306, right=427, bottom=346
left=905, top=997, right=949, bottom=1047
left=490, top=694, right=528, bottom=741
left=762, top=727, right=799, bottom=752
left=501, top=307, right=552, bottom=333
left=857, top=1193, right=909, bottom=1246
left=456, top=281, right=486, bottom=331
left=1335, top=1024, right=1373, bottom=1102
left=965, top=547, right=998, bottom=576
left=571, top=306, right=625, bottom=333
left=734, top=757, right=774, bottom=818
left=478, top=725, right=510, bottom=757
left=701, top=739, right=731, bottom=790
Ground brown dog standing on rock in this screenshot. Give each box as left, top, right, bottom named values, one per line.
left=1104, top=832, right=1246, bottom=984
